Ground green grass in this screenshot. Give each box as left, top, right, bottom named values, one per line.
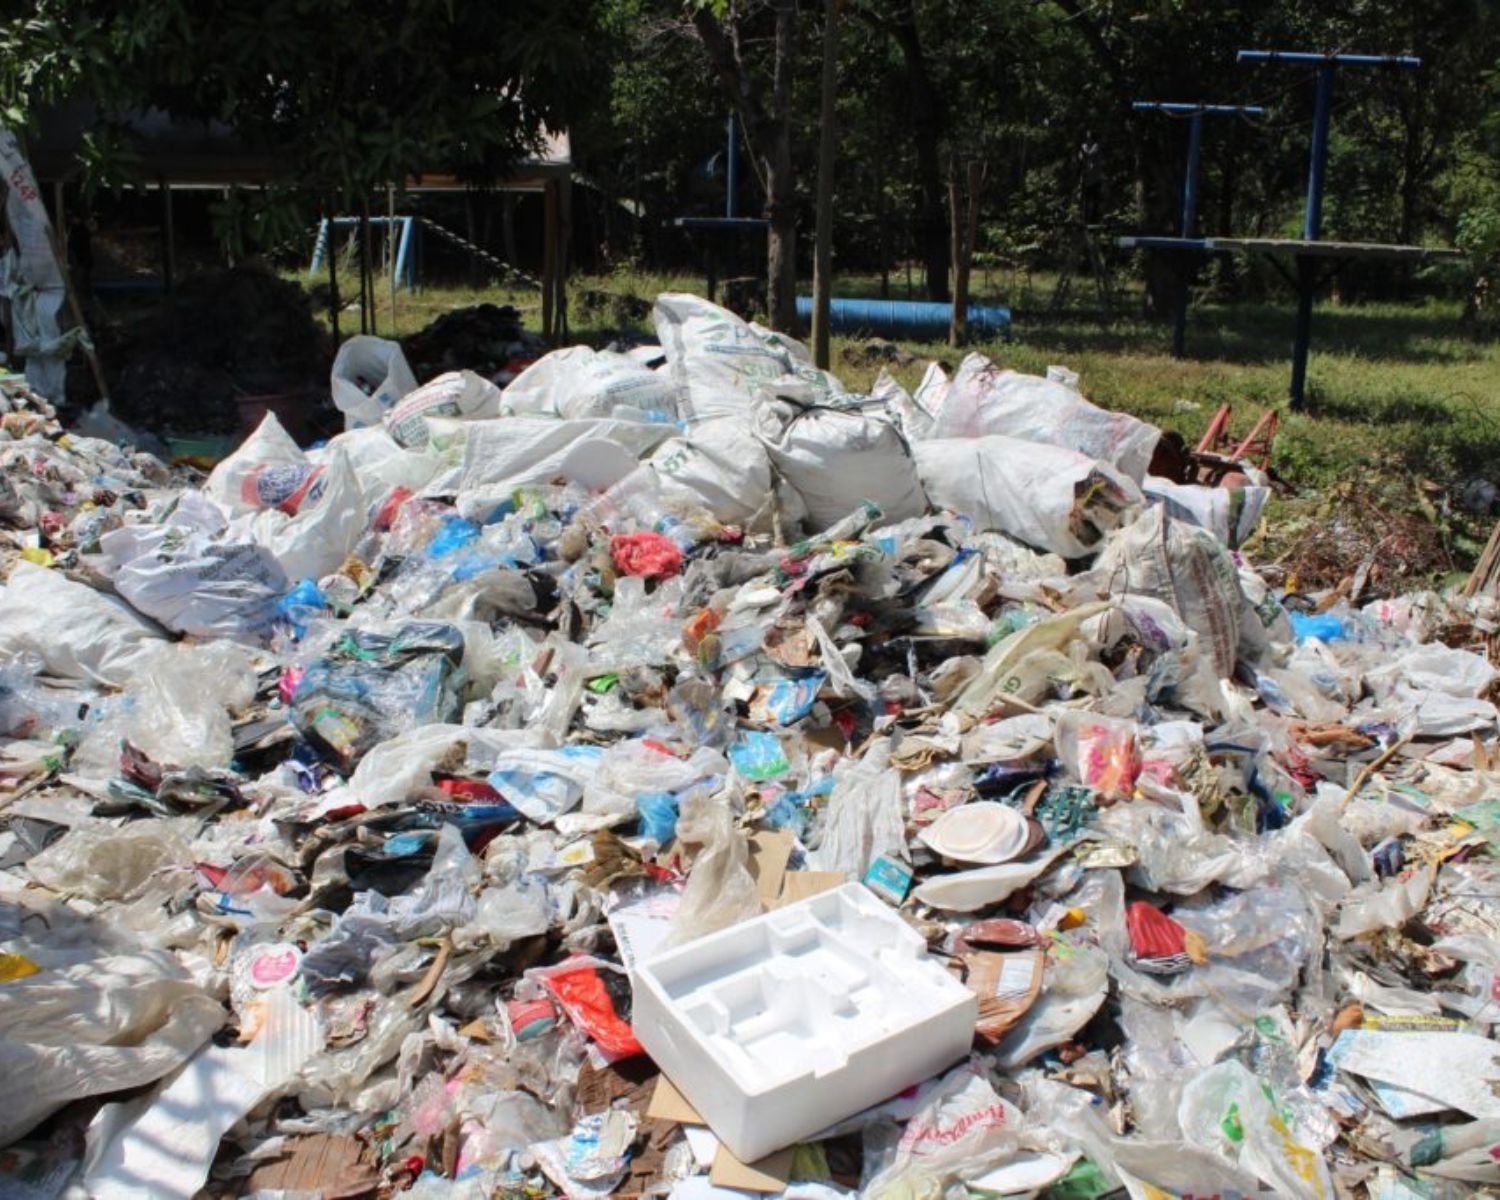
left=297, top=263, right=1500, bottom=580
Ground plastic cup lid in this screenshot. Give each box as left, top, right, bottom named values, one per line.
left=918, top=801, right=1032, bottom=865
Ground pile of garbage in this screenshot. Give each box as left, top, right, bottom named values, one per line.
left=400, top=303, right=538, bottom=386
left=103, top=267, right=331, bottom=436
left=3, top=293, right=1500, bottom=1200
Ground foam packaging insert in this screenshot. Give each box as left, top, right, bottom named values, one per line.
left=632, top=882, right=978, bottom=1161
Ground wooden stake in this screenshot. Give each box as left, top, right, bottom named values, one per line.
left=1340, top=735, right=1412, bottom=812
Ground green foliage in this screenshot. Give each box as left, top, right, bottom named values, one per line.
left=577, top=0, right=1500, bottom=305
left=2, top=0, right=603, bottom=246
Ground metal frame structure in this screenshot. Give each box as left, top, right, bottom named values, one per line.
left=675, top=113, right=768, bottom=303
left=310, top=216, right=416, bottom=290
left=1131, top=101, right=1264, bottom=356
left=1120, top=51, right=1460, bottom=410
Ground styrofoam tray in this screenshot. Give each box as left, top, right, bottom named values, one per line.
left=631, top=882, right=977, bottom=1162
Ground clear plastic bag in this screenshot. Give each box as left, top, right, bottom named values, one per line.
left=809, top=746, right=906, bottom=879
left=664, top=789, right=760, bottom=947
left=125, top=642, right=256, bottom=770
left=1055, top=710, right=1140, bottom=801
left=0, top=652, right=81, bottom=737
left=1178, top=1059, right=1334, bottom=1200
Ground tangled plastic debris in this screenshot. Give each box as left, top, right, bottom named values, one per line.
left=1, top=295, right=1499, bottom=1199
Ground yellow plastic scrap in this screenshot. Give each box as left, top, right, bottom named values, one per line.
left=0, top=953, right=41, bottom=983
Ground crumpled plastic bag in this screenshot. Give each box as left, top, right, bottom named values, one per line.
left=121, top=642, right=257, bottom=770
left=862, top=1062, right=1023, bottom=1199
left=0, top=946, right=225, bottom=1144
left=810, top=747, right=907, bottom=880
left=1178, top=1059, right=1334, bottom=1200
left=1334, top=865, right=1435, bottom=940
left=915, top=436, right=1139, bottom=558
left=931, top=352, right=1161, bottom=482
left=100, top=521, right=289, bottom=642
left=0, top=560, right=168, bottom=686
left=1055, top=710, right=1140, bottom=801
left=1096, top=503, right=1248, bottom=678
left=664, top=789, right=760, bottom=947
left=27, top=822, right=193, bottom=902
left=610, top=531, right=684, bottom=579
left=331, top=334, right=417, bottom=429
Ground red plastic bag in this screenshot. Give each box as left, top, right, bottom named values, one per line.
left=540, top=961, right=644, bottom=1060
left=610, top=532, right=683, bottom=579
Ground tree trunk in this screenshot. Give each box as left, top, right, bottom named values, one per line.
left=501, top=193, right=518, bottom=266
left=326, top=204, right=341, bottom=343
left=948, top=160, right=980, bottom=347
left=811, top=0, right=839, bottom=368
left=689, top=0, right=798, bottom=332
left=888, top=0, right=947, bottom=301
left=766, top=0, right=798, bottom=333
left=1135, top=139, right=1179, bottom=318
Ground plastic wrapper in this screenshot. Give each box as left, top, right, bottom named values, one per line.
left=290, top=621, right=466, bottom=765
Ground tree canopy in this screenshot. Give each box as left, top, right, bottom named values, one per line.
left=7, top=0, right=1500, bottom=322
left=574, top=0, right=1500, bottom=314
left=1, top=0, right=604, bottom=245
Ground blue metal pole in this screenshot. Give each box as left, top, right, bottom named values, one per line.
left=1181, top=112, right=1204, bottom=238
left=394, top=216, right=414, bottom=291
left=1305, top=64, right=1334, bottom=240
left=726, top=112, right=740, bottom=219
left=1170, top=114, right=1204, bottom=359
left=310, top=218, right=329, bottom=275
left=1238, top=50, right=1419, bottom=68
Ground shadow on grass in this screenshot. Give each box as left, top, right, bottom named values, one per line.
left=1005, top=300, right=1482, bottom=367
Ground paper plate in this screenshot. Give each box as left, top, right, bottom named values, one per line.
left=917, top=801, right=1032, bottom=865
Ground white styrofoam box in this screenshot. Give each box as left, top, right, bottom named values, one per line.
left=631, top=883, right=977, bottom=1162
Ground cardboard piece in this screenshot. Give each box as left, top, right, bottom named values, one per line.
left=774, top=870, right=845, bottom=908
left=747, top=829, right=795, bottom=909
left=961, top=948, right=1045, bottom=1044
left=710, top=1144, right=796, bottom=1193
left=244, top=1133, right=379, bottom=1199
left=647, top=1074, right=706, bottom=1125
left=648, top=1076, right=796, bottom=1193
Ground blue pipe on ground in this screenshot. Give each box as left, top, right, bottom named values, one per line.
left=794, top=296, right=1010, bottom=340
